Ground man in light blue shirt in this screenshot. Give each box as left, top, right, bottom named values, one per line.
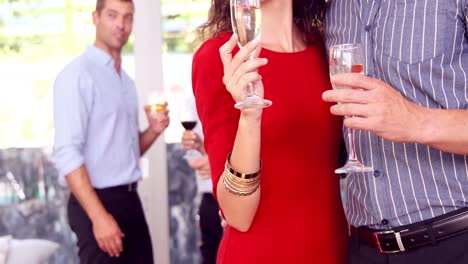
left=53, top=0, right=169, bottom=263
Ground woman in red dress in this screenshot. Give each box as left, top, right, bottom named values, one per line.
left=192, top=0, right=348, bottom=263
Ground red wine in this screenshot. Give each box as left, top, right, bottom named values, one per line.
left=181, top=121, right=197, bottom=130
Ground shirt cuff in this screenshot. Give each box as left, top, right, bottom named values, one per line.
left=53, top=145, right=85, bottom=185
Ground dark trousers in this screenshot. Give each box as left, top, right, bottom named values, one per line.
left=347, top=230, right=468, bottom=264
left=199, top=193, right=223, bottom=264
left=68, top=187, right=153, bottom=264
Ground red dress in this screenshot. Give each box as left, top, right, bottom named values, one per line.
left=192, top=33, right=348, bottom=263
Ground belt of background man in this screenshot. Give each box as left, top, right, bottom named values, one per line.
left=350, top=207, right=468, bottom=253
left=95, top=182, right=138, bottom=193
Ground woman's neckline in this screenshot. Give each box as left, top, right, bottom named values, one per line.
left=260, top=45, right=313, bottom=55
left=219, top=33, right=314, bottom=55
left=216, top=33, right=315, bottom=55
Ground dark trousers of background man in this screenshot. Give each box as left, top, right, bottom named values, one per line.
left=199, top=193, right=223, bottom=264
left=348, top=231, right=468, bottom=264
left=68, top=187, right=153, bottom=264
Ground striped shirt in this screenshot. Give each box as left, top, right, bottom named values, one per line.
left=324, top=0, right=468, bottom=229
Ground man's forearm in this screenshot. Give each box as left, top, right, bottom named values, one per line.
left=66, top=165, right=108, bottom=222
left=139, top=128, right=161, bottom=155
left=418, top=108, right=468, bottom=155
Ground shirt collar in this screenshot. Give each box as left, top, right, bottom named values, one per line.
left=85, top=45, right=118, bottom=67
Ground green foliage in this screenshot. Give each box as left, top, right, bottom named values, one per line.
left=0, top=0, right=95, bottom=62
left=32, top=79, right=50, bottom=101
left=160, top=1, right=209, bottom=53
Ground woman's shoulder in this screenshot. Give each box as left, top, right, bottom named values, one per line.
left=193, top=33, right=233, bottom=62
left=192, top=33, right=232, bottom=102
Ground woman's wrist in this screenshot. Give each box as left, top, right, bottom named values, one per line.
left=239, top=109, right=263, bottom=123
left=238, top=115, right=262, bottom=131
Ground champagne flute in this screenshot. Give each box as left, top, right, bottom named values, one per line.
left=329, top=43, right=373, bottom=174
left=230, top=0, right=272, bottom=109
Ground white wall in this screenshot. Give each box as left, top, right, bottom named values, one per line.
left=133, top=0, right=170, bottom=263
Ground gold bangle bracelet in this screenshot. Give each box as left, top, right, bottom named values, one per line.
left=224, top=167, right=260, bottom=184
left=224, top=178, right=259, bottom=192
left=223, top=169, right=260, bottom=188
left=223, top=175, right=260, bottom=196
left=225, top=153, right=262, bottom=180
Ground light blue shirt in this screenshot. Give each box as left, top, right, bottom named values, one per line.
left=53, top=46, right=142, bottom=188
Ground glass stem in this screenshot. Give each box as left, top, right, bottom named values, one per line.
left=246, top=52, right=257, bottom=98
left=247, top=82, right=256, bottom=97
left=347, top=127, right=358, bottom=161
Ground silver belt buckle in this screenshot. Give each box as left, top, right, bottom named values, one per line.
left=372, top=230, right=406, bottom=253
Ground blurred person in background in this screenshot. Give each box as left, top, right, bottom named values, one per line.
left=181, top=124, right=223, bottom=264
left=52, top=0, right=169, bottom=263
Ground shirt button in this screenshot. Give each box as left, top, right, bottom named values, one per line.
left=365, top=25, right=372, bottom=31
left=373, top=170, right=381, bottom=177
left=381, top=219, right=389, bottom=225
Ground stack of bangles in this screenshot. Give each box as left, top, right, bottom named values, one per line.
left=223, top=153, right=261, bottom=196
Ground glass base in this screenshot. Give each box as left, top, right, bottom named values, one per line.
left=335, top=160, right=373, bottom=174
left=234, top=96, right=272, bottom=109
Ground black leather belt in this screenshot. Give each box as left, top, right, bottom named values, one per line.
left=96, top=182, right=138, bottom=193
left=351, top=207, right=468, bottom=254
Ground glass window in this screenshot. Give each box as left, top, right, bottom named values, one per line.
left=161, top=0, right=210, bottom=143
left=0, top=0, right=101, bottom=148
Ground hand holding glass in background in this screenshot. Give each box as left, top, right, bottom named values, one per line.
left=146, top=91, right=167, bottom=113
left=144, top=91, right=170, bottom=137
left=329, top=43, right=373, bottom=174
left=179, top=97, right=202, bottom=161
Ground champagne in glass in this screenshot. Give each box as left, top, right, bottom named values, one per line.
left=329, top=43, right=373, bottom=174
left=230, top=0, right=272, bottom=109
left=147, top=91, right=166, bottom=112
left=232, top=4, right=261, bottom=47
left=330, top=64, right=364, bottom=90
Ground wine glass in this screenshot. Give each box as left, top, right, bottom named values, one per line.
left=147, top=91, right=167, bottom=113
left=179, top=98, right=201, bottom=161
left=230, top=0, right=272, bottom=109
left=329, top=43, right=373, bottom=174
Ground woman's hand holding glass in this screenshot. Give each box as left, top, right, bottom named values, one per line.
left=229, top=0, right=271, bottom=109
left=219, top=34, right=268, bottom=112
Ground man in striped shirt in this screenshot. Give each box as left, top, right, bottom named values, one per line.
left=322, top=1, right=468, bottom=262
